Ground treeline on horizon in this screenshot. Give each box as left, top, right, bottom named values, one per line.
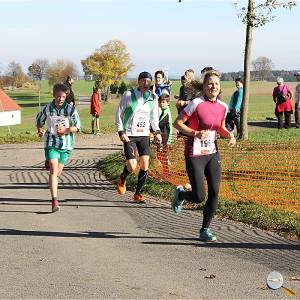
left=220, top=70, right=298, bottom=82
left=126, top=70, right=298, bottom=82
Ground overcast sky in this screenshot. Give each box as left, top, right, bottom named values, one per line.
left=0, top=0, right=299, bottom=77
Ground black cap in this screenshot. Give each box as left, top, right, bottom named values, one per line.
left=138, top=71, right=152, bottom=81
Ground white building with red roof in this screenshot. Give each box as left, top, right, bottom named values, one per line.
left=0, top=89, right=21, bottom=126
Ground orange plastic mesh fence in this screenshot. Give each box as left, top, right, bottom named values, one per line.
left=149, top=134, right=300, bottom=214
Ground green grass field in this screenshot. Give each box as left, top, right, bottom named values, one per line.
left=0, top=80, right=299, bottom=143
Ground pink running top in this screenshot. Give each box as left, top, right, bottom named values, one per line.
left=182, top=96, right=228, bottom=158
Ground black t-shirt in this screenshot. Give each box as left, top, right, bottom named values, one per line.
left=65, top=81, right=75, bottom=105
left=179, top=85, right=188, bottom=101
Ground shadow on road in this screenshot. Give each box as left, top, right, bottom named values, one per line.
left=0, top=197, right=170, bottom=211
left=0, top=184, right=116, bottom=190
left=1, top=156, right=299, bottom=274
left=142, top=240, right=300, bottom=250
left=0, top=229, right=128, bottom=239
left=0, top=228, right=299, bottom=252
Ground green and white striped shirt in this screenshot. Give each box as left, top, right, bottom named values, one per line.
left=36, top=100, right=81, bottom=150
left=115, top=88, right=160, bottom=137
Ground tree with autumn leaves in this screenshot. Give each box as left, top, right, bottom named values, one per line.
left=235, top=0, right=296, bottom=139
left=47, top=59, right=79, bottom=87
left=81, top=39, right=134, bottom=101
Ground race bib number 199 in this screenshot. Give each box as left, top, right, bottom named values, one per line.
left=193, top=131, right=216, bottom=155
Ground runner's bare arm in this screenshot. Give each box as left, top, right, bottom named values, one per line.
left=37, top=126, right=45, bottom=138
left=217, top=121, right=236, bottom=146
left=174, top=112, right=209, bottom=140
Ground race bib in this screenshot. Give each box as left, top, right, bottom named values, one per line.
left=132, top=110, right=148, bottom=134
left=193, top=131, right=216, bottom=155
left=48, top=115, right=70, bottom=136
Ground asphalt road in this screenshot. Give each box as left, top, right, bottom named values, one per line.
left=0, top=134, right=299, bottom=299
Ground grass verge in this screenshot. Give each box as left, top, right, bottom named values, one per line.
left=0, top=132, right=40, bottom=144
left=99, top=151, right=300, bottom=239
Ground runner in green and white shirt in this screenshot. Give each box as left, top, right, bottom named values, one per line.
left=36, top=83, right=81, bottom=212
left=115, top=71, right=162, bottom=203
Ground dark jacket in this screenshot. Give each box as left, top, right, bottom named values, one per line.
left=65, top=81, right=75, bottom=106
left=159, top=107, right=172, bottom=146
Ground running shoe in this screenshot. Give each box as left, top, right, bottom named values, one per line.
left=117, top=176, right=126, bottom=195
left=172, top=185, right=184, bottom=215
left=52, top=199, right=60, bottom=213
left=199, top=228, right=217, bottom=242
left=133, top=194, right=146, bottom=203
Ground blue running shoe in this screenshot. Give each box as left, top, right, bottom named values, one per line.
left=172, top=185, right=185, bottom=215
left=199, top=228, right=217, bottom=242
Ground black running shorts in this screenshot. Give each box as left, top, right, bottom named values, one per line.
left=123, top=136, right=150, bottom=160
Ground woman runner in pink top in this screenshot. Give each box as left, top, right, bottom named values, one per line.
left=173, top=70, right=236, bottom=242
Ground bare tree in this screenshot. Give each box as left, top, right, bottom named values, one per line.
left=252, top=56, right=274, bottom=81
left=235, top=0, right=296, bottom=140
left=47, top=59, right=78, bottom=86
left=28, top=59, right=49, bottom=108
left=6, top=61, right=26, bottom=88
left=28, top=58, right=49, bottom=80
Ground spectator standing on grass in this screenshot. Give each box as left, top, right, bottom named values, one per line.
left=175, top=67, right=214, bottom=138
left=176, top=67, right=215, bottom=112
left=153, top=70, right=172, bottom=97
left=272, top=77, right=293, bottom=129
left=158, top=94, right=172, bottom=146
left=172, top=70, right=236, bottom=242
left=294, top=71, right=300, bottom=128
left=225, top=78, right=243, bottom=138
left=64, top=76, right=75, bottom=106
left=157, top=94, right=172, bottom=175
left=36, top=83, right=81, bottom=213
left=90, top=86, right=101, bottom=135
left=175, top=69, right=195, bottom=114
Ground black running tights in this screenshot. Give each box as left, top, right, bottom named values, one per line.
left=179, top=152, right=221, bottom=229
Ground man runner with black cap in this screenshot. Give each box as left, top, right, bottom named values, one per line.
left=115, top=71, right=162, bottom=203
